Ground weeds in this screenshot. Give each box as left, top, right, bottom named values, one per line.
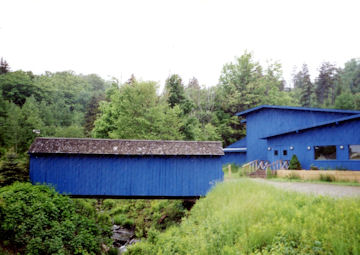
left=319, top=174, right=336, bottom=182
left=287, top=171, right=301, bottom=180
left=128, top=179, right=360, bottom=254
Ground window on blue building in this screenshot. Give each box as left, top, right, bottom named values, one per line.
left=349, top=145, right=360, bottom=160
left=274, top=150, right=278, bottom=156
left=314, top=146, right=336, bottom=160
left=283, top=150, right=287, bottom=156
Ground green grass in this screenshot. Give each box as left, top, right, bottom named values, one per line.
left=128, top=179, right=360, bottom=255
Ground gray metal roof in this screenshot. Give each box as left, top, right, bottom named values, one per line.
left=28, top=137, right=224, bottom=156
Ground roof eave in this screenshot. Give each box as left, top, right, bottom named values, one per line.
left=262, top=113, right=360, bottom=139
left=236, top=105, right=360, bottom=117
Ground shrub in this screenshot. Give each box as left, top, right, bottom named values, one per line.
left=114, top=214, right=135, bottom=228
left=319, top=174, right=336, bottom=182
left=335, top=166, right=348, bottom=171
left=0, top=182, right=109, bottom=254
left=103, top=199, right=116, bottom=210
left=289, top=154, right=301, bottom=170
left=108, top=199, right=186, bottom=238
left=310, top=164, right=319, bottom=170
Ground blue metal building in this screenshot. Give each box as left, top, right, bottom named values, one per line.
left=29, top=138, right=224, bottom=198
left=223, top=105, right=360, bottom=170
left=222, top=138, right=247, bottom=166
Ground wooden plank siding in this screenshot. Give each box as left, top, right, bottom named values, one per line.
left=266, top=118, right=360, bottom=170
left=29, top=138, right=224, bottom=198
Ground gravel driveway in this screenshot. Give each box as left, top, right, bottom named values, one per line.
left=252, top=179, right=360, bottom=198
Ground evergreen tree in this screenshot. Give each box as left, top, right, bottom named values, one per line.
left=165, top=74, right=186, bottom=108
left=3, top=103, right=23, bottom=152
left=315, top=62, right=339, bottom=106
left=126, top=74, right=137, bottom=85
left=289, top=154, right=302, bottom=170
left=0, top=150, right=28, bottom=186
left=339, top=58, right=360, bottom=94
left=297, top=64, right=314, bottom=107
left=0, top=57, right=10, bottom=75
left=0, top=92, right=8, bottom=148
left=84, top=94, right=104, bottom=136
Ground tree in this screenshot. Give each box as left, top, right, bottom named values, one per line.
left=339, top=58, right=360, bottom=94
left=0, top=92, right=8, bottom=147
left=0, top=71, right=39, bottom=106
left=334, top=92, right=360, bottom=110
left=216, top=52, right=296, bottom=145
left=3, top=103, right=23, bottom=152
left=84, top=94, right=104, bottom=136
left=289, top=154, right=302, bottom=170
left=0, top=57, right=10, bottom=74
left=92, top=80, right=184, bottom=140
left=293, top=64, right=314, bottom=107
left=165, top=74, right=186, bottom=108
left=315, top=62, right=339, bottom=106
left=0, top=150, right=28, bottom=186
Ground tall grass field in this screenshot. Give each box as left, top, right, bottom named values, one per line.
left=128, top=179, right=360, bottom=255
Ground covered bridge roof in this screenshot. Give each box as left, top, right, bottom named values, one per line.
left=29, top=138, right=224, bottom=156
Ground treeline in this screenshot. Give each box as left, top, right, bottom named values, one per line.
left=293, top=60, right=360, bottom=109
left=0, top=53, right=360, bottom=163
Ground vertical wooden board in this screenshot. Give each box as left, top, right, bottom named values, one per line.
left=29, top=154, right=224, bottom=197
left=246, top=109, right=354, bottom=162
left=268, top=119, right=360, bottom=170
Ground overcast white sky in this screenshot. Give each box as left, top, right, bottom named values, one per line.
left=0, top=0, right=359, bottom=88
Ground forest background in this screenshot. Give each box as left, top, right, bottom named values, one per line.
left=0, top=52, right=360, bottom=183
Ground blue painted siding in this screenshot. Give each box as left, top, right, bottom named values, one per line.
left=221, top=152, right=246, bottom=166
left=227, top=138, right=246, bottom=148
left=267, top=119, right=360, bottom=170
left=246, top=108, right=352, bottom=162
left=29, top=154, right=223, bottom=197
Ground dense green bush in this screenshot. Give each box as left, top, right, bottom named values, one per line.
left=0, top=183, right=110, bottom=254
left=128, top=179, right=360, bottom=254
left=289, top=154, right=302, bottom=170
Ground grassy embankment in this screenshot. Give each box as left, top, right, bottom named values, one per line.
left=128, top=178, right=360, bottom=255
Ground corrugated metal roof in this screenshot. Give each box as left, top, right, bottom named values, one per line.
left=28, top=137, right=224, bottom=156
left=236, top=105, right=360, bottom=117
left=262, top=113, right=360, bottom=139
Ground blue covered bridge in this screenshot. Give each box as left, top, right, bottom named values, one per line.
left=29, top=138, right=224, bottom=198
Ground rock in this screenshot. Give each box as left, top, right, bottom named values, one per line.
left=112, top=225, right=135, bottom=247
left=119, top=245, right=127, bottom=254
left=129, top=238, right=140, bottom=245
